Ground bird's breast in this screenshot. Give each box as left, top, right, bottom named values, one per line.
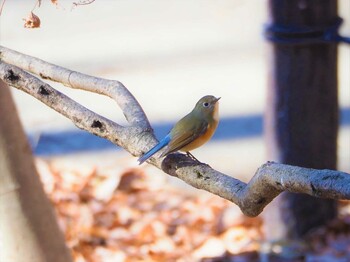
left=181, top=120, right=218, bottom=152
left=213, top=102, right=219, bottom=122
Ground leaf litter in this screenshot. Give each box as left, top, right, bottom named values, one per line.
left=35, top=159, right=350, bottom=261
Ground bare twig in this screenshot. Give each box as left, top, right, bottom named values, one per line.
left=0, top=45, right=349, bottom=217
left=32, top=0, right=41, bottom=10
left=72, top=0, right=96, bottom=7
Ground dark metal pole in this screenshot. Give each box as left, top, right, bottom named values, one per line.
left=265, top=0, right=338, bottom=240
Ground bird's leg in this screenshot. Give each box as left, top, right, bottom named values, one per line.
left=186, top=151, right=211, bottom=167
left=186, top=151, right=201, bottom=163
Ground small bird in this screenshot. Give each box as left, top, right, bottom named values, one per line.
left=138, top=95, right=220, bottom=164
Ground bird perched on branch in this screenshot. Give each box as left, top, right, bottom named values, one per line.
left=138, top=95, right=220, bottom=164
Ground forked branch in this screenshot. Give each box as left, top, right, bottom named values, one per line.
left=0, top=45, right=349, bottom=217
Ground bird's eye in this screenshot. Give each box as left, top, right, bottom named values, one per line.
left=203, top=102, right=209, bottom=107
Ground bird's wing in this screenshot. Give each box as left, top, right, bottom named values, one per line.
left=160, top=116, right=208, bottom=157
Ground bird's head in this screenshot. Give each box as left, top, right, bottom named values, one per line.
left=193, top=95, right=220, bottom=119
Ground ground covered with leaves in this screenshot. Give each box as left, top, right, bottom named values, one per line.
left=36, top=159, right=350, bottom=262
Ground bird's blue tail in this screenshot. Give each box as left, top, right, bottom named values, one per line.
left=138, top=135, right=171, bottom=164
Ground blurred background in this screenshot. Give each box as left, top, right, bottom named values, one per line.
left=1, top=1, right=350, bottom=261
left=1, top=0, right=349, bottom=182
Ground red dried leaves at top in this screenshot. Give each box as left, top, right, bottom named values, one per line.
left=23, top=12, right=40, bottom=28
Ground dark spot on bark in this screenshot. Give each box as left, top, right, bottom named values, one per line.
left=322, top=174, right=343, bottom=181
left=265, top=161, right=276, bottom=167
left=38, top=85, right=50, bottom=95
left=276, top=181, right=282, bottom=187
left=310, top=183, right=317, bottom=194
left=91, top=120, right=103, bottom=129
left=257, top=197, right=266, bottom=204
left=39, top=73, right=52, bottom=80
left=5, top=69, right=20, bottom=82
left=204, top=176, right=210, bottom=180
left=195, top=171, right=203, bottom=179
left=235, top=184, right=243, bottom=193
left=72, top=116, right=80, bottom=123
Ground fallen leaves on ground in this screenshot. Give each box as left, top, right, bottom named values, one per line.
left=36, top=159, right=350, bottom=261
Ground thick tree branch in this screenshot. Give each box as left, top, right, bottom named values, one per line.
left=0, top=46, right=149, bottom=129
left=0, top=46, right=349, bottom=217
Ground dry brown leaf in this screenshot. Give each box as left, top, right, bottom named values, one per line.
left=23, top=12, right=40, bottom=28
left=118, top=168, right=147, bottom=192
left=93, top=247, right=126, bottom=262
left=93, top=174, right=120, bottom=201
left=192, top=237, right=226, bottom=259
left=222, top=227, right=257, bottom=254
left=116, top=205, right=140, bottom=226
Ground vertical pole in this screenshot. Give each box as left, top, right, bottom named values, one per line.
left=0, top=82, right=73, bottom=262
left=265, top=0, right=338, bottom=240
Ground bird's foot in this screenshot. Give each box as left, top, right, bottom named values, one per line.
left=186, top=152, right=202, bottom=164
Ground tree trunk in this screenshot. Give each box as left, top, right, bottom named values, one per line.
left=265, top=0, right=338, bottom=242
left=0, top=81, right=72, bottom=262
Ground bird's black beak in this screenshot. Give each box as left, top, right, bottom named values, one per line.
left=215, top=97, right=221, bottom=102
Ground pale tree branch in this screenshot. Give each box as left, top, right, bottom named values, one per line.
left=0, top=45, right=349, bottom=217
left=0, top=46, right=149, bottom=129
